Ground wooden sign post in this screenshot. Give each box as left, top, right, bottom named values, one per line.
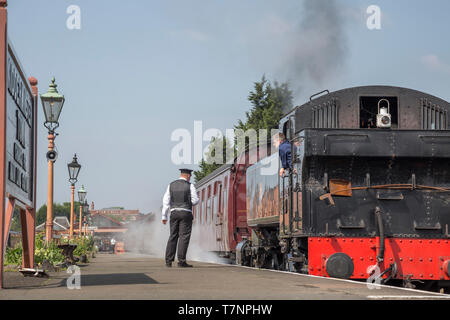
left=0, top=0, right=38, bottom=289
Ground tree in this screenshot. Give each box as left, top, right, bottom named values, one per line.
left=35, top=202, right=81, bottom=227
left=193, top=76, right=292, bottom=183
left=193, top=136, right=234, bottom=183
left=235, top=76, right=293, bottom=153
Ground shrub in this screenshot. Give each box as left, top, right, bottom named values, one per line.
left=4, top=245, right=22, bottom=266
left=3, top=235, right=96, bottom=267
left=3, top=235, right=65, bottom=266
left=34, top=236, right=65, bottom=265
left=61, top=235, right=96, bottom=258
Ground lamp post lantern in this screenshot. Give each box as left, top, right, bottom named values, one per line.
left=40, top=77, right=65, bottom=243
left=77, top=185, right=87, bottom=237
left=67, top=154, right=81, bottom=238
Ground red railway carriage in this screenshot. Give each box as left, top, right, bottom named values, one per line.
left=193, top=145, right=271, bottom=259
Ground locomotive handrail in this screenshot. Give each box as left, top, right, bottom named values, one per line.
left=310, top=89, right=330, bottom=102
left=377, top=99, right=390, bottom=114
left=374, top=207, right=385, bottom=263
left=319, top=183, right=450, bottom=203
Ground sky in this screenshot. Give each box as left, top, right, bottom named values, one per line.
left=5, top=0, right=450, bottom=214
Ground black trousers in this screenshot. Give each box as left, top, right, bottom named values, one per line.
left=165, top=210, right=193, bottom=263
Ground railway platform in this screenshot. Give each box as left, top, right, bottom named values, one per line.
left=0, top=252, right=448, bottom=300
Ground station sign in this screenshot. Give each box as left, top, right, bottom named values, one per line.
left=1, top=0, right=38, bottom=289
left=3, top=42, right=36, bottom=207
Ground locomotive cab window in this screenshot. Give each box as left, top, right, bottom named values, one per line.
left=360, top=96, right=398, bottom=129
left=282, top=119, right=293, bottom=140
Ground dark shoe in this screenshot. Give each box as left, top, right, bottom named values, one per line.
left=165, top=262, right=172, bottom=268
left=178, top=262, right=193, bottom=268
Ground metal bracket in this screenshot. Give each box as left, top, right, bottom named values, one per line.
left=323, top=134, right=369, bottom=154
left=337, top=219, right=365, bottom=229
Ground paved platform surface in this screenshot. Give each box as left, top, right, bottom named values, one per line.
left=0, top=253, right=448, bottom=300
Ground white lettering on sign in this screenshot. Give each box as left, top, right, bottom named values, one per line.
left=5, top=46, right=35, bottom=202
left=7, top=57, right=32, bottom=124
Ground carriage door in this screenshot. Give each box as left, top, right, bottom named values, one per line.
left=279, top=117, right=295, bottom=235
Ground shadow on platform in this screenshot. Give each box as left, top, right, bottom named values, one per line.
left=59, top=273, right=158, bottom=287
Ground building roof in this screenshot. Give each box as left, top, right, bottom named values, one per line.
left=36, top=216, right=70, bottom=231
left=90, top=212, right=124, bottom=228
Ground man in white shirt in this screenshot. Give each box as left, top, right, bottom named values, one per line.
left=162, top=168, right=199, bottom=267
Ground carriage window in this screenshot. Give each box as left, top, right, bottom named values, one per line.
left=224, top=189, right=228, bottom=214
left=222, top=177, right=228, bottom=215
left=213, top=194, right=218, bottom=222
left=360, top=96, right=398, bottom=129
left=218, top=183, right=222, bottom=213
left=207, top=197, right=212, bottom=224
left=206, top=185, right=211, bottom=223
left=282, top=120, right=292, bottom=140
left=203, top=188, right=208, bottom=224
left=199, top=189, right=204, bottom=223
left=203, top=196, right=207, bottom=224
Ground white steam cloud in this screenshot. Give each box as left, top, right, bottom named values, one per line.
left=124, top=214, right=229, bottom=264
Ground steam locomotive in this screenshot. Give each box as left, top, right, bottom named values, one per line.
left=193, top=86, right=450, bottom=291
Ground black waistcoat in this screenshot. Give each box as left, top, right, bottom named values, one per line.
left=169, top=179, right=192, bottom=210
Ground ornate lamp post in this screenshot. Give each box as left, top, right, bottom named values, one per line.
left=77, top=185, right=87, bottom=237
left=40, top=77, right=65, bottom=243
left=67, top=154, right=81, bottom=238
left=82, top=202, right=90, bottom=236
